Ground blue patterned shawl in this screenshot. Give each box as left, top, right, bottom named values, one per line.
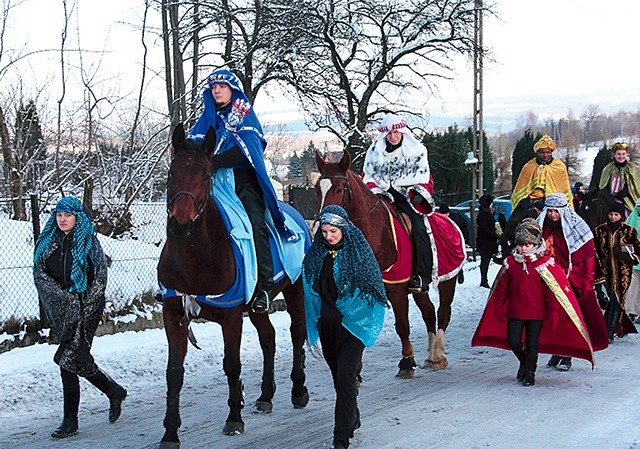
left=33, top=197, right=96, bottom=293
left=302, top=205, right=387, bottom=346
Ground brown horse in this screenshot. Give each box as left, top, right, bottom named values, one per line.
left=315, top=150, right=461, bottom=377
left=156, top=124, right=309, bottom=447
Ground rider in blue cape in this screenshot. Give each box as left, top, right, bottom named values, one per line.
left=188, top=68, right=290, bottom=313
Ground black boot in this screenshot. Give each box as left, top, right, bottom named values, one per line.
left=547, top=355, right=561, bottom=368
left=53, top=368, right=80, bottom=438
left=250, top=289, right=271, bottom=314
left=52, top=417, right=79, bottom=438
left=516, top=362, right=525, bottom=382
left=522, top=370, right=535, bottom=387
left=607, top=310, right=621, bottom=343
left=408, top=274, right=428, bottom=293
left=557, top=357, right=572, bottom=371
left=332, top=440, right=349, bottom=449
left=87, top=369, right=127, bottom=423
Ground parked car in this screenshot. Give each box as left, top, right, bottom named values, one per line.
left=448, top=195, right=512, bottom=248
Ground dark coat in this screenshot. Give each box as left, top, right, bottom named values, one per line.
left=476, top=207, right=498, bottom=255
left=33, top=232, right=107, bottom=377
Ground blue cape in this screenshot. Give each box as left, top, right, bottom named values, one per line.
left=188, top=85, right=295, bottom=239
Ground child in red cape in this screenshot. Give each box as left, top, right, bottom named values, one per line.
left=471, top=218, right=594, bottom=386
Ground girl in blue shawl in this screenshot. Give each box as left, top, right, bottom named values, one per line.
left=302, top=205, right=387, bottom=449
left=33, top=197, right=126, bottom=438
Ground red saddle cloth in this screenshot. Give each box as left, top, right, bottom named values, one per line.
left=381, top=208, right=465, bottom=285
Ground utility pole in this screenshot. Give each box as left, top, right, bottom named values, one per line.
left=473, top=0, right=484, bottom=197
left=469, top=0, right=484, bottom=259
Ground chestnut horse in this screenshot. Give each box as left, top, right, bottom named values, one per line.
left=315, top=150, right=462, bottom=377
left=156, top=124, right=309, bottom=447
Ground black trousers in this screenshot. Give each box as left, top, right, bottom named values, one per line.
left=392, top=195, right=433, bottom=280
left=234, top=170, right=273, bottom=293
left=319, top=321, right=364, bottom=444
left=479, top=252, right=492, bottom=285
left=507, top=318, right=543, bottom=373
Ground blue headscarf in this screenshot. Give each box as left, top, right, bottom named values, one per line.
left=33, top=197, right=96, bottom=293
left=303, top=205, right=387, bottom=307
left=188, top=68, right=294, bottom=238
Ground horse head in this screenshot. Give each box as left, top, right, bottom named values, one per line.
left=166, top=124, right=216, bottom=239
left=314, top=148, right=357, bottom=215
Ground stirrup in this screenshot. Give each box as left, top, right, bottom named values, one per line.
left=251, top=290, right=271, bottom=314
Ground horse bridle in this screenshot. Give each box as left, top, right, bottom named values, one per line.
left=166, top=168, right=212, bottom=224
left=318, top=174, right=383, bottom=222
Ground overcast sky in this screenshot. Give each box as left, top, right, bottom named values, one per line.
left=5, top=0, right=640, bottom=130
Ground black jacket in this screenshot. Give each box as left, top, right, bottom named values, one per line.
left=476, top=207, right=498, bottom=255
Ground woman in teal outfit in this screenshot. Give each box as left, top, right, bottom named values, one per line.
left=302, top=205, right=387, bottom=449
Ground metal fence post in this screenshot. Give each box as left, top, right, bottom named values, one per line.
left=30, top=194, right=49, bottom=328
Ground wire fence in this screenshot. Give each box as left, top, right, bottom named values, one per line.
left=0, top=197, right=167, bottom=343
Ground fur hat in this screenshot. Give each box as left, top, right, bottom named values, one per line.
left=377, top=114, right=408, bottom=134
left=515, top=218, right=543, bottom=246
left=533, top=135, right=556, bottom=153
left=207, top=69, right=242, bottom=92
left=608, top=202, right=626, bottom=216
left=611, top=142, right=629, bottom=153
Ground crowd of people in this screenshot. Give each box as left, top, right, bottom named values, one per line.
left=31, top=68, right=640, bottom=448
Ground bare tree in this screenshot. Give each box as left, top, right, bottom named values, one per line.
left=278, top=0, right=487, bottom=168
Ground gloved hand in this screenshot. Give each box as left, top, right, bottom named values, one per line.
left=596, top=284, right=610, bottom=310
left=617, top=243, right=636, bottom=263
left=613, top=186, right=629, bottom=200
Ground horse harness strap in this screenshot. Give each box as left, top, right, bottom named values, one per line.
left=182, top=295, right=202, bottom=349
left=318, top=174, right=384, bottom=223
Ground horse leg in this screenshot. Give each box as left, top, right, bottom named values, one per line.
left=411, top=291, right=437, bottom=368
left=160, top=297, right=188, bottom=448
left=283, top=281, right=309, bottom=408
left=221, top=310, right=245, bottom=435
left=387, top=284, right=416, bottom=378
left=431, top=278, right=457, bottom=370
left=248, top=312, right=277, bottom=413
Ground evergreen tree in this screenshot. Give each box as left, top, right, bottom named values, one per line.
left=424, top=125, right=472, bottom=204
left=588, top=143, right=613, bottom=191
left=299, top=141, right=317, bottom=184
left=288, top=151, right=303, bottom=183
left=464, top=127, right=495, bottom=196
left=511, top=129, right=541, bottom=188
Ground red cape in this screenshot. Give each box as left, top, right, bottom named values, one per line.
left=471, top=258, right=596, bottom=367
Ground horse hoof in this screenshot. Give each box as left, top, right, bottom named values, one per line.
left=158, top=441, right=180, bottom=449
left=396, top=368, right=415, bottom=379
left=427, top=358, right=448, bottom=370
left=222, top=421, right=244, bottom=435
left=255, top=400, right=273, bottom=413
left=292, top=390, right=309, bottom=409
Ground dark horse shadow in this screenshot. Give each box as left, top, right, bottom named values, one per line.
left=315, top=149, right=461, bottom=376
left=577, top=188, right=609, bottom=231
left=156, top=124, right=308, bottom=447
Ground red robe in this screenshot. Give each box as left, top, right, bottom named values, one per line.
left=542, top=227, right=609, bottom=351
left=472, top=253, right=595, bottom=366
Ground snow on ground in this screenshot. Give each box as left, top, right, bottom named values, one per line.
left=2, top=261, right=640, bottom=449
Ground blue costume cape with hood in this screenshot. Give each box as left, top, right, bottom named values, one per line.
left=171, top=69, right=308, bottom=306
left=188, top=69, right=294, bottom=240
